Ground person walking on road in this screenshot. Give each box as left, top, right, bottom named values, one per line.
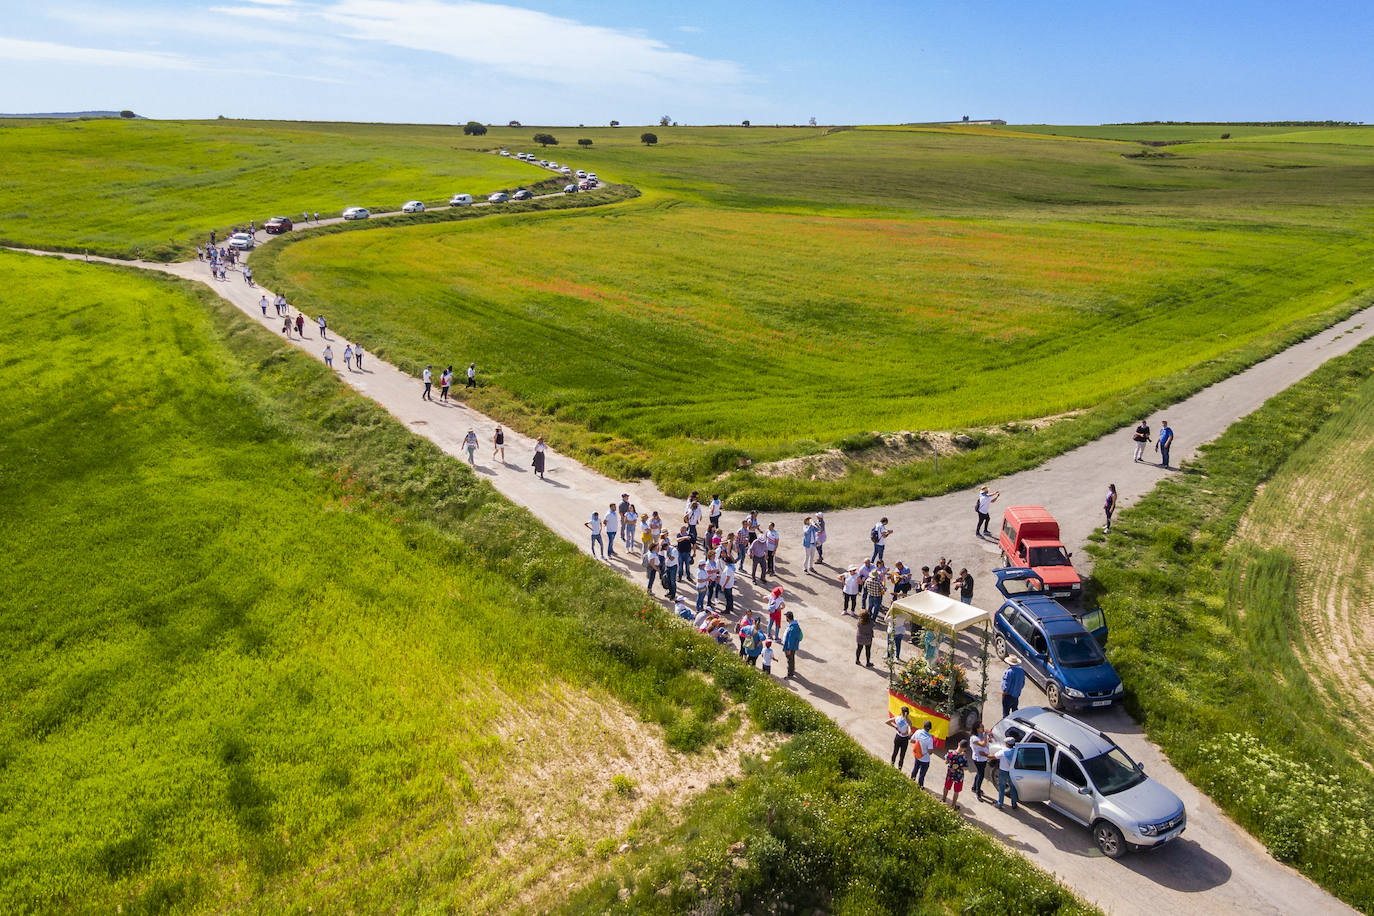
left=465, top=363, right=476, bottom=388
left=1133, top=419, right=1151, bottom=462
left=354, top=345, right=364, bottom=370
left=259, top=294, right=268, bottom=316
left=1104, top=483, right=1117, bottom=533
left=970, top=724, right=992, bottom=801
left=863, top=567, right=887, bottom=621
left=1157, top=420, right=1175, bottom=469
left=586, top=511, right=605, bottom=559
left=1001, top=656, right=1025, bottom=716
left=422, top=366, right=433, bottom=401
left=343, top=344, right=353, bottom=371
left=996, top=738, right=1020, bottom=810
left=318, top=315, right=328, bottom=339
left=975, top=486, right=1000, bottom=537
left=767, top=587, right=786, bottom=639
left=856, top=610, right=875, bottom=666
left=323, top=344, right=333, bottom=368
left=943, top=740, right=969, bottom=809
left=463, top=429, right=478, bottom=465
left=295, top=314, right=304, bottom=337
left=910, top=721, right=935, bottom=787
left=493, top=425, right=505, bottom=462
left=888, top=706, right=914, bottom=768
left=532, top=437, right=547, bottom=479
left=782, top=611, right=802, bottom=679
left=764, top=523, right=780, bottom=574
left=644, top=542, right=661, bottom=593
left=870, top=517, right=892, bottom=562
left=440, top=366, right=452, bottom=401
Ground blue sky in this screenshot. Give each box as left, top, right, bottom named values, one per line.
left=1, top=0, right=1369, bottom=124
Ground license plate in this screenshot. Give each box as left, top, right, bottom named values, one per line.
left=1091, top=700, right=1112, bottom=707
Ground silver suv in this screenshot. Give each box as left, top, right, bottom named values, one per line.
left=991, top=707, right=1186, bottom=858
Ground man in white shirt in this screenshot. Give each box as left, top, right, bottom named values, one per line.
left=603, top=502, right=619, bottom=557
left=686, top=501, right=703, bottom=544
left=584, top=512, right=604, bottom=558
left=661, top=547, right=678, bottom=599
left=421, top=366, right=433, bottom=401
left=976, top=486, right=1001, bottom=537
left=694, top=560, right=710, bottom=614
left=720, top=560, right=737, bottom=615
left=764, top=523, right=780, bottom=575
left=910, top=721, right=935, bottom=787
left=871, top=517, right=892, bottom=563
left=708, top=494, right=722, bottom=530
left=996, top=738, right=1020, bottom=809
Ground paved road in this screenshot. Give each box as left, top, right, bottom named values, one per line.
left=14, top=215, right=1367, bottom=914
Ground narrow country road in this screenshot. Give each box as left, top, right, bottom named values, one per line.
left=15, top=225, right=1366, bottom=914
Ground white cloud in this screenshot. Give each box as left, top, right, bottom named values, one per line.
left=320, top=0, right=743, bottom=88
left=676, top=25, right=703, bottom=34
left=0, top=36, right=192, bottom=69
left=207, top=5, right=300, bottom=21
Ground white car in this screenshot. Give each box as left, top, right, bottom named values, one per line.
left=488, top=192, right=510, bottom=204
left=587, top=173, right=598, bottom=183
left=499, top=149, right=509, bottom=156
left=449, top=193, right=473, bottom=206
left=342, top=207, right=370, bottom=220
left=560, top=166, right=572, bottom=174
left=548, top=162, right=559, bottom=169
left=575, top=169, right=587, bottom=178
left=228, top=232, right=254, bottom=250
left=401, top=200, right=425, bottom=213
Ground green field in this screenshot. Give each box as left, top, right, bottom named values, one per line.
left=1086, top=341, right=1374, bottom=912
left=0, top=251, right=1091, bottom=915
left=0, top=119, right=540, bottom=259
left=255, top=123, right=1374, bottom=506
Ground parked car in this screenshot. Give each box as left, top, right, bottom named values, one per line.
left=449, top=193, right=473, bottom=206
left=342, top=207, right=370, bottom=220
left=401, top=200, right=425, bottom=213
left=992, top=569, right=1120, bottom=710
left=264, top=216, right=293, bottom=234
left=548, top=162, right=559, bottom=169
left=228, top=232, right=255, bottom=250
left=563, top=184, right=577, bottom=194
left=512, top=189, right=534, bottom=201
left=487, top=192, right=510, bottom=204
left=992, top=707, right=1186, bottom=858
left=998, top=505, right=1082, bottom=600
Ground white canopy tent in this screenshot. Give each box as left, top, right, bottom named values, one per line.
left=887, top=590, right=995, bottom=723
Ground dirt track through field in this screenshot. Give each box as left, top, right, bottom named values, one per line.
left=13, top=223, right=1368, bottom=914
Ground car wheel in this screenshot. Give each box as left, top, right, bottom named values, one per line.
left=1045, top=680, right=1062, bottom=709
left=1093, top=820, right=1127, bottom=859
left=993, top=634, right=1009, bottom=659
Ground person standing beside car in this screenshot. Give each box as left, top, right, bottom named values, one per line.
left=975, top=487, right=1000, bottom=537
left=996, top=738, right=1020, bottom=810
left=1001, top=656, right=1025, bottom=716
left=970, top=725, right=992, bottom=801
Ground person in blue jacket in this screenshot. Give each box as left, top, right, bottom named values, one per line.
left=1001, top=656, right=1026, bottom=717
left=782, top=611, right=803, bottom=679
left=1156, top=420, right=1175, bottom=469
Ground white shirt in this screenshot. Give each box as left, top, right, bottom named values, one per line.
left=721, top=566, right=736, bottom=589
left=709, top=498, right=721, bottom=517
left=874, top=524, right=888, bottom=546
left=588, top=515, right=601, bottom=531
left=693, top=609, right=710, bottom=629
left=998, top=746, right=1017, bottom=772
left=423, top=368, right=432, bottom=383
left=913, top=728, right=934, bottom=761
left=467, top=365, right=475, bottom=379
left=977, top=494, right=993, bottom=514
left=970, top=733, right=990, bottom=763
left=687, top=504, right=702, bottom=525
left=893, top=715, right=913, bottom=738
left=842, top=572, right=862, bottom=595
left=761, top=646, right=775, bottom=666
left=604, top=512, right=618, bottom=532
left=765, top=529, right=779, bottom=549
left=695, top=565, right=709, bottom=586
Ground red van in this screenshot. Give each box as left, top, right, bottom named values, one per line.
left=998, top=505, right=1082, bottom=601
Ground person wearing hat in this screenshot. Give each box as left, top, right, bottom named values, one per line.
left=1001, top=655, right=1026, bottom=716
left=975, top=486, right=1000, bottom=537
left=760, top=638, right=775, bottom=676
left=840, top=564, right=862, bottom=616
left=996, top=737, right=1020, bottom=810
left=463, top=429, right=478, bottom=465
left=888, top=706, right=915, bottom=768
left=674, top=594, right=693, bottom=621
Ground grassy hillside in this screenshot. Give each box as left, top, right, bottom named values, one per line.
left=0, top=119, right=538, bottom=259
left=0, top=251, right=1092, bottom=915
left=257, top=122, right=1374, bottom=506
left=1085, top=341, right=1374, bottom=912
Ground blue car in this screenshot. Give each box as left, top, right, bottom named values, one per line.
left=993, top=568, right=1122, bottom=710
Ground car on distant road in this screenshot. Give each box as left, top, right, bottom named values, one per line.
left=449, top=193, right=473, bottom=206
left=401, top=200, right=425, bottom=213
left=499, top=149, right=509, bottom=156
left=512, top=189, right=534, bottom=201
left=560, top=166, right=572, bottom=174
left=342, top=207, right=370, bottom=220
left=992, top=568, right=1120, bottom=710
left=563, top=184, right=577, bottom=194
left=228, top=232, right=255, bottom=250
left=991, top=706, right=1186, bottom=858
left=548, top=162, right=559, bottom=169
left=998, top=505, right=1082, bottom=601
left=264, top=216, right=293, bottom=234
left=575, top=169, right=587, bottom=178
left=587, top=173, right=598, bottom=182
left=578, top=180, right=592, bottom=191
left=487, top=192, right=510, bottom=203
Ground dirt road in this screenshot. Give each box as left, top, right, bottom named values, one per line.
left=14, top=234, right=1365, bottom=914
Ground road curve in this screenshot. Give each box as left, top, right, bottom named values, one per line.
left=11, top=201, right=1367, bottom=915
